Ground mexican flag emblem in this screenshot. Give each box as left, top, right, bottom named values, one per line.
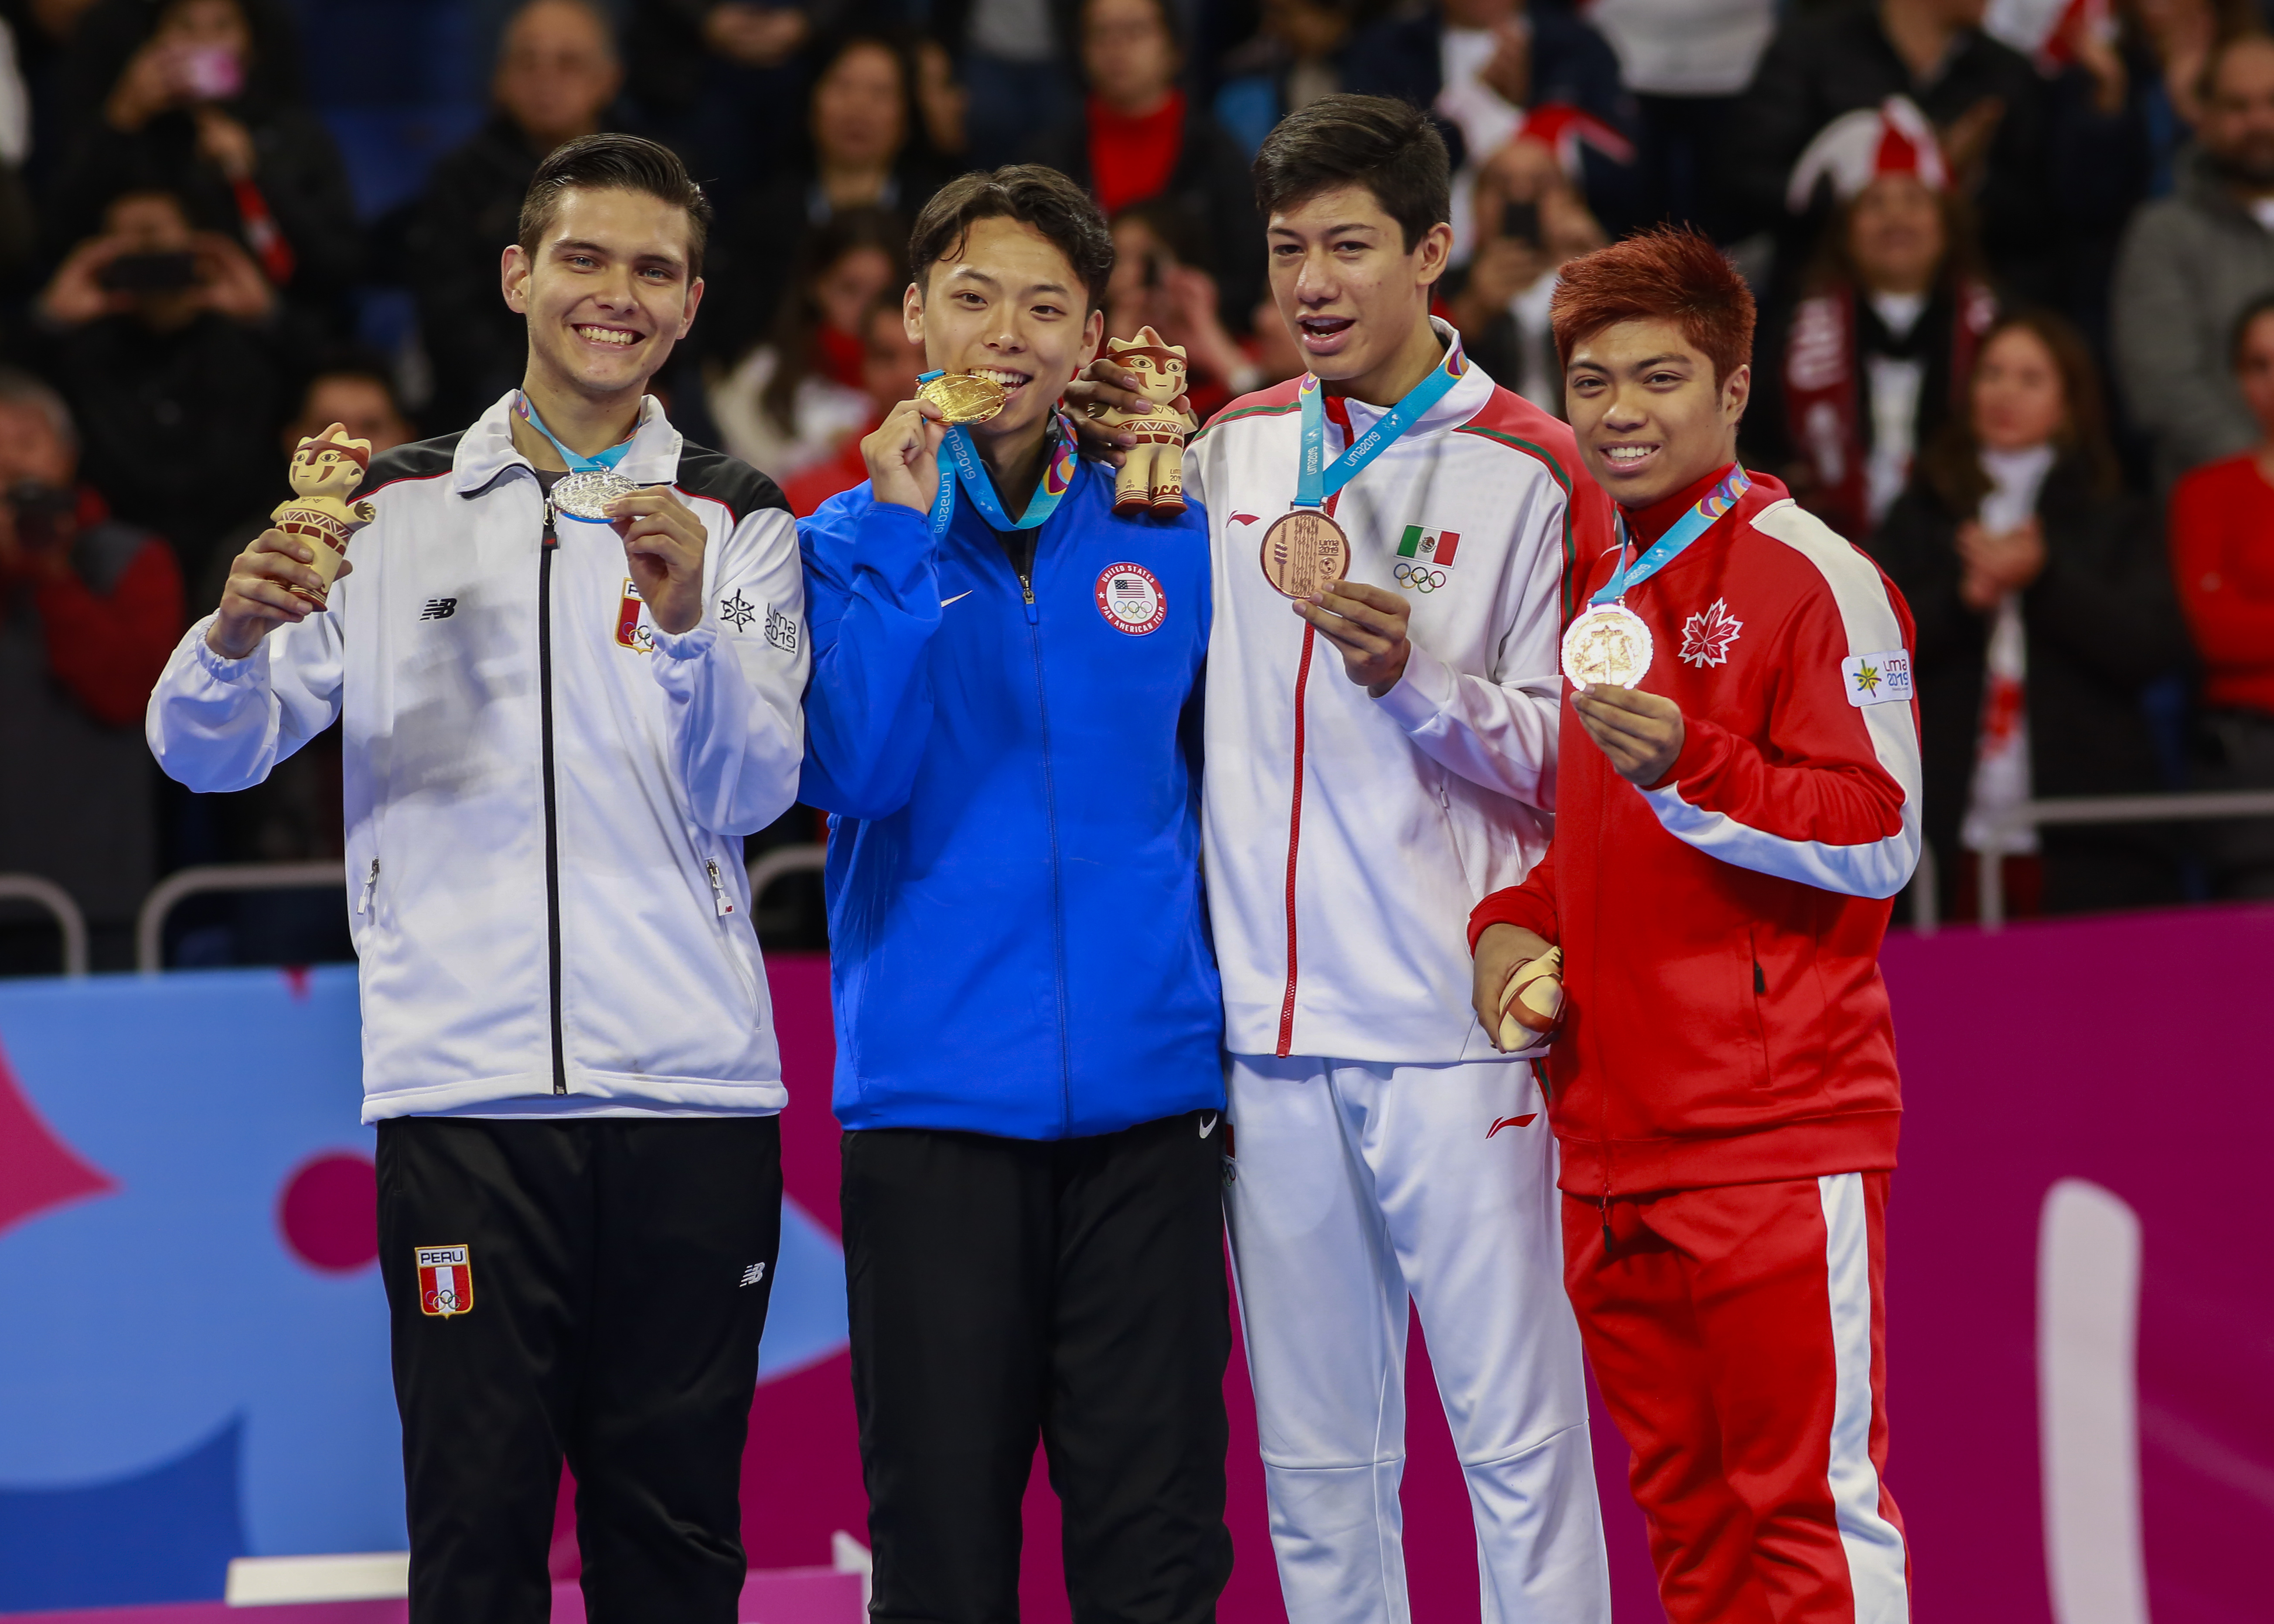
left=1397, top=525, right=1460, bottom=565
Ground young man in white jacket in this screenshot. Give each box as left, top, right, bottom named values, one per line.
left=1180, top=96, right=1616, bottom=1623
left=146, top=136, right=808, bottom=1624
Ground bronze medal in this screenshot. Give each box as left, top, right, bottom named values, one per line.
left=1560, top=603, right=1654, bottom=689
left=916, top=371, right=1008, bottom=426
left=1260, top=508, right=1351, bottom=598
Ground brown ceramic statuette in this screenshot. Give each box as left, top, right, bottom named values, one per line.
left=1085, top=327, right=1199, bottom=517
left=274, top=422, right=376, bottom=608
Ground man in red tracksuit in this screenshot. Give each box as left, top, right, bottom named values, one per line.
left=1468, top=228, right=1920, bottom=1624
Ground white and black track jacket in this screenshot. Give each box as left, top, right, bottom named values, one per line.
left=147, top=394, right=809, bottom=1124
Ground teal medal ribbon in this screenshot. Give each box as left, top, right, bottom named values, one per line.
left=920, top=371, right=1081, bottom=537
left=515, top=391, right=641, bottom=523
left=1291, top=340, right=1466, bottom=511
left=1589, top=464, right=1750, bottom=606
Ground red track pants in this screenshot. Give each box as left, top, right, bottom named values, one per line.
left=1562, top=1174, right=1910, bottom=1624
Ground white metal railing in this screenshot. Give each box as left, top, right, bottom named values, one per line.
left=135, top=861, right=347, bottom=974
left=1978, top=789, right=2274, bottom=930
left=0, top=874, right=89, bottom=977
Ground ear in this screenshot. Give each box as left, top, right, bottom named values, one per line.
left=502, top=244, right=531, bottom=314
left=1414, top=220, right=1456, bottom=288
left=1077, top=306, right=1105, bottom=375
left=1721, top=360, right=1752, bottom=427
left=901, top=281, right=925, bottom=348
left=677, top=275, right=706, bottom=338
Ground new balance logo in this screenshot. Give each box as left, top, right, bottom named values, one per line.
left=419, top=598, right=457, bottom=621
left=740, top=1263, right=767, bottom=1287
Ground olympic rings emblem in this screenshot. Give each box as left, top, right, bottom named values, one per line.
left=1392, top=561, right=1448, bottom=593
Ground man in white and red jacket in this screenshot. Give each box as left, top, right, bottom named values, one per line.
left=1469, top=228, right=1921, bottom=1624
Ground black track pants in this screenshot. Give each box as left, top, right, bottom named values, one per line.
left=841, top=1111, right=1234, bottom=1624
left=375, top=1115, right=783, bottom=1624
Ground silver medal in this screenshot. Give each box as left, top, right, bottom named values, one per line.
left=549, top=469, right=641, bottom=523
left=1561, top=602, right=1654, bottom=689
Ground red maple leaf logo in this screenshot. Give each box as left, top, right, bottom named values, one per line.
left=1679, top=598, right=1744, bottom=668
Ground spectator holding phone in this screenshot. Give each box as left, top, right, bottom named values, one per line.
left=29, top=187, right=292, bottom=580
left=0, top=367, right=182, bottom=972
left=1102, top=198, right=1255, bottom=419
left=1449, top=133, right=1609, bottom=413
left=51, top=0, right=359, bottom=323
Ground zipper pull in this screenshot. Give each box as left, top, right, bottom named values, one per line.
left=1020, top=573, right=1039, bottom=625
left=356, top=858, right=378, bottom=916
left=707, top=859, right=735, bottom=917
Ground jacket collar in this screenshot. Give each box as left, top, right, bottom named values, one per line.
left=453, top=390, right=685, bottom=497
left=1331, top=317, right=1491, bottom=443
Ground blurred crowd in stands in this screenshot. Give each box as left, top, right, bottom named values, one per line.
left=8, top=0, right=2274, bottom=971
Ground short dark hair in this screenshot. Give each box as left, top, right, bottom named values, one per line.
left=1252, top=94, right=1450, bottom=254
left=907, top=165, right=1115, bottom=310
left=518, top=133, right=713, bottom=280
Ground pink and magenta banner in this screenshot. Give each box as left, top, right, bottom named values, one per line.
left=5, top=906, right=2273, bottom=1621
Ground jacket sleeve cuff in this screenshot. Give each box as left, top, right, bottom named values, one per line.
left=1372, top=639, right=1456, bottom=731
left=853, top=499, right=939, bottom=598
left=190, top=615, right=269, bottom=685
left=1649, top=711, right=1725, bottom=792
left=649, top=623, right=717, bottom=662
left=1467, top=885, right=1555, bottom=951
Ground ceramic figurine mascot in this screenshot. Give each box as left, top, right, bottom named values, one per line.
left=1091, top=327, right=1197, bottom=516
left=274, top=421, right=376, bottom=608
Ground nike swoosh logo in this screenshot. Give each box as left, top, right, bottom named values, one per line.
left=1198, top=1112, right=1220, bottom=1138
left=1486, top=1114, right=1538, bottom=1137
left=939, top=591, right=974, bottom=608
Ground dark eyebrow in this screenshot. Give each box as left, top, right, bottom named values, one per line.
left=551, top=237, right=686, bottom=272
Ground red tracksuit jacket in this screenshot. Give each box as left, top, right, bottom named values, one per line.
left=1468, top=468, right=1922, bottom=1198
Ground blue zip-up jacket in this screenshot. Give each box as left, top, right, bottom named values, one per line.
left=798, top=456, right=1223, bottom=1138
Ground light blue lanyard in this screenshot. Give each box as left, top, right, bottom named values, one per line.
left=514, top=392, right=635, bottom=474
left=1293, top=340, right=1465, bottom=509
left=1591, top=465, right=1751, bottom=606
left=921, top=375, right=1079, bottom=536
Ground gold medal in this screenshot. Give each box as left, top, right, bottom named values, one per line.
left=1561, top=603, right=1654, bottom=689
left=916, top=371, right=1008, bottom=426
left=1260, top=508, right=1351, bottom=598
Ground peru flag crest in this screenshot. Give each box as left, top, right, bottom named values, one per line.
left=416, top=1245, right=474, bottom=1318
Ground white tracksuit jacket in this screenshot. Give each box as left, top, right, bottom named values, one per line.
left=1186, top=332, right=1609, bottom=1062
left=146, top=394, right=809, bottom=1124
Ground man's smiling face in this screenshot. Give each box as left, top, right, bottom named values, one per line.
left=504, top=186, right=704, bottom=401
left=907, top=214, right=1103, bottom=453
left=1563, top=317, right=1749, bottom=508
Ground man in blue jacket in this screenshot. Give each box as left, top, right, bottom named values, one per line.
left=798, top=166, right=1230, bottom=1624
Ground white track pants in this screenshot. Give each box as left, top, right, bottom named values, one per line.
left=1224, top=1054, right=1610, bottom=1624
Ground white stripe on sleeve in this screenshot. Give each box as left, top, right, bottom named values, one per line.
left=1642, top=502, right=1923, bottom=899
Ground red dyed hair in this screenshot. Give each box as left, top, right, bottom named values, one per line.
left=1549, top=227, right=1756, bottom=385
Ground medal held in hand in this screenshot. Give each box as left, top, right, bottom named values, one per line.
left=549, top=468, right=642, bottom=522
left=1260, top=508, right=1351, bottom=598
left=1270, top=344, right=1466, bottom=597
left=515, top=390, right=644, bottom=526
left=916, top=369, right=1008, bottom=426
left=1565, top=465, right=1752, bottom=688
left=273, top=422, right=376, bottom=609
left=1561, top=603, right=1654, bottom=689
